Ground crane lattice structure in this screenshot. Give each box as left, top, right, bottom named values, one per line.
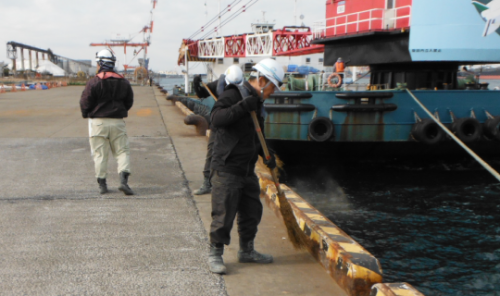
left=90, top=0, right=157, bottom=72
left=178, top=0, right=323, bottom=66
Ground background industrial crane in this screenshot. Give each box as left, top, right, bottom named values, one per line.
left=90, top=0, right=157, bottom=73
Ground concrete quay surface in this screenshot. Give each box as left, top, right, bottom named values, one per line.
left=0, top=85, right=346, bottom=295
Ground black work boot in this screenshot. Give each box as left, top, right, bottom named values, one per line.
left=208, top=243, right=227, bottom=274
left=237, top=240, right=273, bottom=264
left=118, top=171, right=134, bottom=195
left=97, top=178, right=108, bottom=194
left=194, top=177, right=212, bottom=195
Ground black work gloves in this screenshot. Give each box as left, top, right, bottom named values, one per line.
left=263, top=151, right=277, bottom=170
left=240, top=96, right=261, bottom=112
left=193, top=75, right=202, bottom=85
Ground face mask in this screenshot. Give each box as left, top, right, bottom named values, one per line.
left=261, top=80, right=280, bottom=94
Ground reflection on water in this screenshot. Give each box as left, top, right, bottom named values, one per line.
left=286, top=160, right=500, bottom=296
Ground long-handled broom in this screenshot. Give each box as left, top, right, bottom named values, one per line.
left=250, top=111, right=309, bottom=250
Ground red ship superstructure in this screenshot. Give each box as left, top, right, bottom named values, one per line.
left=313, top=0, right=415, bottom=70
left=320, top=0, right=411, bottom=38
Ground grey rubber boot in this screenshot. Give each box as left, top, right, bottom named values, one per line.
left=208, top=243, right=227, bottom=274
left=97, top=178, right=108, bottom=194
left=237, top=240, right=273, bottom=264
left=194, top=177, right=212, bottom=195
left=118, top=172, right=134, bottom=195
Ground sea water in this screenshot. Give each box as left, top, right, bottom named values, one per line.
left=286, top=158, right=500, bottom=296
left=157, top=77, right=186, bottom=94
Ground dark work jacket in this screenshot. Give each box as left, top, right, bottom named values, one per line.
left=210, top=81, right=265, bottom=176
left=80, top=70, right=134, bottom=118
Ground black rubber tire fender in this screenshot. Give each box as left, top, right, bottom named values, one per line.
left=451, top=117, right=482, bottom=143
left=308, top=117, right=335, bottom=142
left=483, top=116, right=500, bottom=141
left=411, top=118, right=445, bottom=145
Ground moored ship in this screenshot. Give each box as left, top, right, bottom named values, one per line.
left=176, top=0, right=500, bottom=160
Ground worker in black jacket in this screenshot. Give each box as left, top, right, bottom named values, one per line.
left=207, top=59, right=285, bottom=274
left=80, top=49, right=134, bottom=195
left=192, top=65, right=245, bottom=195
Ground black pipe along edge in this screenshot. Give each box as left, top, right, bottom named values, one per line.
left=335, top=92, right=394, bottom=99
left=270, top=92, right=313, bottom=99
left=331, top=104, right=397, bottom=112
left=264, top=104, right=316, bottom=112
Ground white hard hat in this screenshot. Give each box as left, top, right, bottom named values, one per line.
left=224, top=65, right=244, bottom=85
left=95, top=49, right=116, bottom=63
left=252, top=58, right=285, bottom=89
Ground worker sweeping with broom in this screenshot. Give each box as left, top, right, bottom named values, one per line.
left=192, top=65, right=245, bottom=195
left=207, top=59, right=284, bottom=274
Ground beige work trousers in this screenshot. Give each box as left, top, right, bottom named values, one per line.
left=89, top=118, right=131, bottom=179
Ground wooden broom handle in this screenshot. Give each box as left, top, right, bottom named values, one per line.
left=250, top=111, right=283, bottom=195
left=202, top=82, right=218, bottom=101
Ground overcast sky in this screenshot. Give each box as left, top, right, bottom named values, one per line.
left=0, top=0, right=326, bottom=73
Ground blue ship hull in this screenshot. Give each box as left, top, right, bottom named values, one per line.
left=174, top=89, right=500, bottom=158
left=264, top=90, right=500, bottom=142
